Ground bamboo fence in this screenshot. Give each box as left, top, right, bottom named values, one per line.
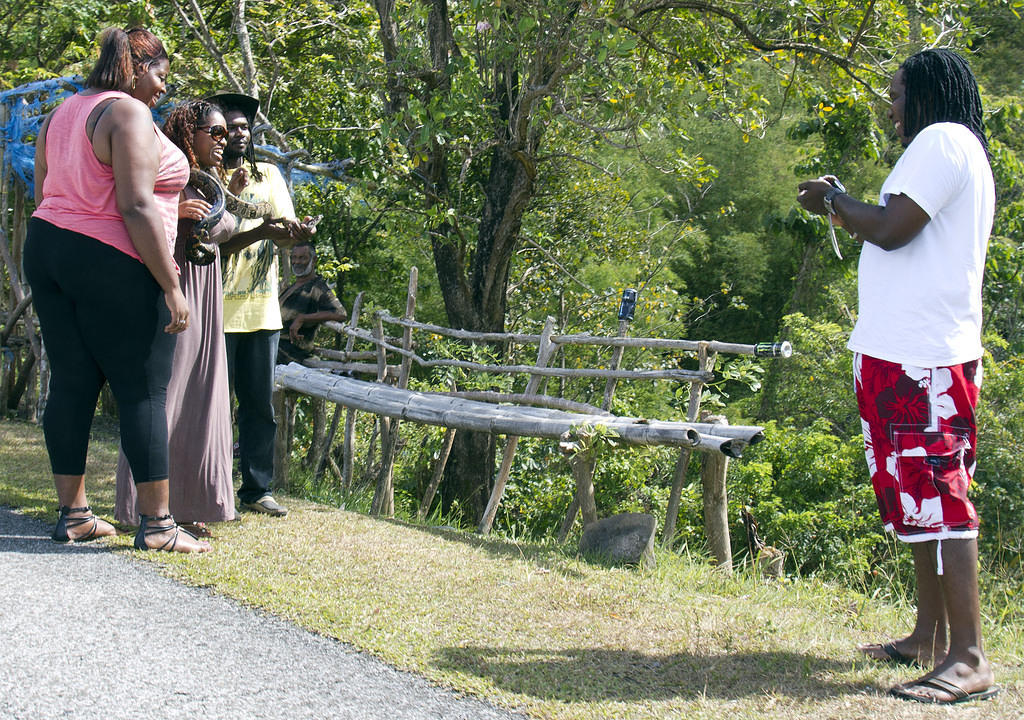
left=273, top=267, right=792, bottom=571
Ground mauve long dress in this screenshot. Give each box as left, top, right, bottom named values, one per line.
left=115, top=185, right=236, bottom=525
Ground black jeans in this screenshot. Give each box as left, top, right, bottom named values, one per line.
left=225, top=329, right=279, bottom=503
left=24, top=218, right=176, bottom=482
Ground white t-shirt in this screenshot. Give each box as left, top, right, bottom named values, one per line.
left=847, top=122, right=994, bottom=367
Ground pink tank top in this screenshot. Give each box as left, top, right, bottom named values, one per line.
left=33, top=90, right=189, bottom=265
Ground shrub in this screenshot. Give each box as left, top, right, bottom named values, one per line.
left=727, top=419, right=888, bottom=582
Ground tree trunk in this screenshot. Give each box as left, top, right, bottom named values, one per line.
left=372, top=0, right=543, bottom=527
left=441, top=428, right=495, bottom=524
left=432, top=145, right=536, bottom=524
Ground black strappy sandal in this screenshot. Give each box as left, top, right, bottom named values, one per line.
left=134, top=514, right=198, bottom=552
left=52, top=505, right=106, bottom=543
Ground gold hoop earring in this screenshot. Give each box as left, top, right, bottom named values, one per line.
left=131, top=76, right=137, bottom=92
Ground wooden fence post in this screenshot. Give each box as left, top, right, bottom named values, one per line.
left=662, top=342, right=717, bottom=546
left=332, top=292, right=365, bottom=491
left=341, top=404, right=358, bottom=492
left=557, top=312, right=631, bottom=541
left=372, top=268, right=417, bottom=516
left=0, top=176, right=44, bottom=418
left=310, top=285, right=365, bottom=487
left=701, top=414, right=732, bottom=573
left=304, top=396, right=326, bottom=468
left=556, top=497, right=580, bottom=543
left=570, top=448, right=598, bottom=527
left=477, top=316, right=557, bottom=534
left=368, top=311, right=391, bottom=513
left=418, top=426, right=456, bottom=520
left=0, top=348, right=12, bottom=413
left=34, top=347, right=47, bottom=422
left=601, top=316, right=632, bottom=409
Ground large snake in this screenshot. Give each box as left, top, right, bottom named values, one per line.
left=186, top=169, right=275, bottom=265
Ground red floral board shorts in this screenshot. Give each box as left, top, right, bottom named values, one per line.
left=853, top=352, right=981, bottom=542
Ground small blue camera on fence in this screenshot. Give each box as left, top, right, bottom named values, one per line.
left=618, top=288, right=637, bottom=321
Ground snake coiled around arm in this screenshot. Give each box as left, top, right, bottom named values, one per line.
left=185, top=169, right=275, bottom=265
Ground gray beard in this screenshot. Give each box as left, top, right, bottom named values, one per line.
left=292, top=263, right=314, bottom=277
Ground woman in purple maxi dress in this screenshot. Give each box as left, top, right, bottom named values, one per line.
left=116, top=101, right=237, bottom=533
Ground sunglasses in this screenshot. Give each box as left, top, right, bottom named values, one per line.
left=197, top=125, right=228, bottom=141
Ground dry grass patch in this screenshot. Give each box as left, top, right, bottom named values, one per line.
left=2, top=418, right=1021, bottom=719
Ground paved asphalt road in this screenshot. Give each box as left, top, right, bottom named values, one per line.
left=0, top=506, right=525, bottom=720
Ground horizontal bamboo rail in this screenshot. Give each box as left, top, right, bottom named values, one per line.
left=275, top=363, right=765, bottom=456
left=375, top=313, right=789, bottom=358
left=323, top=323, right=714, bottom=383
left=438, top=390, right=608, bottom=415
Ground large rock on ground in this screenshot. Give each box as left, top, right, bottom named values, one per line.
left=579, top=512, right=656, bottom=568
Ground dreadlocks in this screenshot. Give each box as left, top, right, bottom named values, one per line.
left=901, top=48, right=987, bottom=154
left=163, top=100, right=221, bottom=169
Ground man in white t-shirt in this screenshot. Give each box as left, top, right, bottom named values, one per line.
left=798, top=49, right=997, bottom=704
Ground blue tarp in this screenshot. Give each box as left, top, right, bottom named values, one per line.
left=0, top=76, right=347, bottom=193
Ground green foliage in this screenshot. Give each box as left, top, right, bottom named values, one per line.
left=974, top=353, right=1024, bottom=564
left=983, top=95, right=1024, bottom=355
left=0, top=0, right=143, bottom=88
left=752, top=312, right=859, bottom=436
left=788, top=92, right=886, bottom=176
left=496, top=438, right=575, bottom=538
left=728, top=419, right=887, bottom=582
left=969, top=2, right=1024, bottom=97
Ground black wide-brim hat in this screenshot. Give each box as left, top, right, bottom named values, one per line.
left=204, top=91, right=260, bottom=121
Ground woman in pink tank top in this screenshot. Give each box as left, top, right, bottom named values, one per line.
left=24, top=27, right=209, bottom=553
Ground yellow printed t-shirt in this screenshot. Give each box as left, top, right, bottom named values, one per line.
left=221, top=162, right=295, bottom=332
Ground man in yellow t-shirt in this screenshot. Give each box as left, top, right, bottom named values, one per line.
left=209, top=91, right=314, bottom=517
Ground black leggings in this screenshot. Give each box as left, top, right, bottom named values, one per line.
left=24, top=218, right=176, bottom=483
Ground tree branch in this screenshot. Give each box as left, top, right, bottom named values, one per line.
left=628, top=0, right=890, bottom=97
left=847, top=0, right=877, bottom=59
left=232, top=0, right=259, bottom=94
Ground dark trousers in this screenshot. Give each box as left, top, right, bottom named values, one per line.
left=225, top=329, right=279, bottom=503
left=24, top=218, right=176, bottom=482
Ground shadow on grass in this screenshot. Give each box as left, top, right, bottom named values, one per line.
left=435, top=645, right=863, bottom=702
left=0, top=486, right=58, bottom=518
left=381, top=517, right=587, bottom=579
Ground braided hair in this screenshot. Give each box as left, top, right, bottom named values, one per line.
left=900, top=48, right=987, bottom=153
left=163, top=100, right=221, bottom=170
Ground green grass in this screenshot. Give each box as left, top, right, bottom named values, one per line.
left=2, top=418, right=1021, bottom=719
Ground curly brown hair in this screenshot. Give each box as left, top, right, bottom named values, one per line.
left=162, top=100, right=223, bottom=170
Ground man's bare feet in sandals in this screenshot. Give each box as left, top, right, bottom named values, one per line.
left=134, top=514, right=210, bottom=553
left=891, top=656, right=997, bottom=704
left=858, top=639, right=945, bottom=668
